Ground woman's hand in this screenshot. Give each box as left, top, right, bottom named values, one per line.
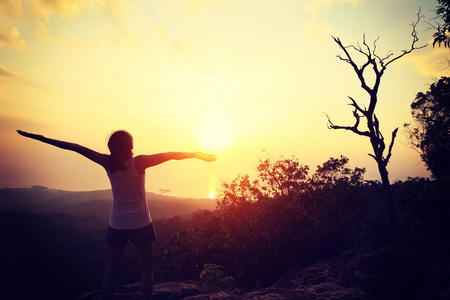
left=196, top=152, right=217, bottom=162
left=17, top=130, right=44, bottom=140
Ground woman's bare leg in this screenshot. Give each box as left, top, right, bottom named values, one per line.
left=136, top=242, right=154, bottom=300
left=101, top=245, right=126, bottom=300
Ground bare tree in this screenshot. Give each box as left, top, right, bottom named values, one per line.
left=326, top=10, right=426, bottom=242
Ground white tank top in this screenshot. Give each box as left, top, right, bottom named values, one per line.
left=107, top=157, right=152, bottom=229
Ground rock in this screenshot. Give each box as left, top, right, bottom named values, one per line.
left=77, top=247, right=449, bottom=300
left=273, top=247, right=428, bottom=300
left=184, top=290, right=242, bottom=300
left=154, top=281, right=202, bottom=299
left=76, top=281, right=201, bottom=300
left=184, top=286, right=368, bottom=300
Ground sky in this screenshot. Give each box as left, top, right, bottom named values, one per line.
left=0, top=0, right=447, bottom=199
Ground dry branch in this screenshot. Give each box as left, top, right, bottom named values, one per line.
left=325, top=9, right=426, bottom=241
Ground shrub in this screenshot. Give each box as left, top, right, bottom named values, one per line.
left=200, top=263, right=235, bottom=293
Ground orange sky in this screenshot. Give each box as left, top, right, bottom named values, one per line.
left=0, top=0, right=446, bottom=198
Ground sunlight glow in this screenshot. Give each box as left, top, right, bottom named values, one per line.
left=198, top=123, right=232, bottom=150
left=197, top=113, right=234, bottom=150
left=0, top=0, right=435, bottom=198
left=208, top=178, right=216, bottom=199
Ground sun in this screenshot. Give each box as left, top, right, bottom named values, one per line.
left=197, top=114, right=234, bottom=150
left=198, top=123, right=232, bottom=150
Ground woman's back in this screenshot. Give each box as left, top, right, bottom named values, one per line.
left=107, top=157, right=151, bottom=230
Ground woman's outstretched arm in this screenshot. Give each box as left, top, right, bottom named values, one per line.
left=136, top=152, right=216, bottom=172
left=17, top=130, right=108, bottom=167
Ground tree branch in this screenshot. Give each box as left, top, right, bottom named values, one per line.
left=325, top=112, right=371, bottom=137
left=368, top=153, right=377, bottom=161
left=348, top=96, right=367, bottom=115
left=374, top=114, right=381, bottom=139
left=329, top=8, right=424, bottom=171
left=383, top=7, right=427, bottom=69
left=333, top=36, right=373, bottom=93
left=385, top=128, right=399, bottom=165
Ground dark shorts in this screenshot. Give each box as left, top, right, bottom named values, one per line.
left=106, top=223, right=157, bottom=248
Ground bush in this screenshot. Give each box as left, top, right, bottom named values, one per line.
left=200, top=263, right=235, bottom=293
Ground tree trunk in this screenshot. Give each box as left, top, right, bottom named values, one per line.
left=377, top=160, right=398, bottom=245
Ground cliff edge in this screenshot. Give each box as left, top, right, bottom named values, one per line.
left=77, top=247, right=450, bottom=300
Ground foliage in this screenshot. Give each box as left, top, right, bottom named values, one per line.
left=405, top=77, right=450, bottom=181
left=3, top=162, right=449, bottom=298
left=199, top=264, right=235, bottom=293
left=394, top=177, right=450, bottom=251
left=432, top=0, right=450, bottom=48
left=160, top=156, right=450, bottom=288
left=163, top=155, right=379, bottom=288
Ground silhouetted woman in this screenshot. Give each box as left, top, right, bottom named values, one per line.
left=17, top=130, right=216, bottom=300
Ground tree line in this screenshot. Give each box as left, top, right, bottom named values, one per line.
left=160, top=159, right=449, bottom=290
left=2, top=153, right=448, bottom=299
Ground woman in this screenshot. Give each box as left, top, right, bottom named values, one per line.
left=17, top=130, right=216, bottom=300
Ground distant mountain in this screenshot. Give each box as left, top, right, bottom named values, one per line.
left=0, top=186, right=216, bottom=222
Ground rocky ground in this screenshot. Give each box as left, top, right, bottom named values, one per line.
left=77, top=247, right=450, bottom=300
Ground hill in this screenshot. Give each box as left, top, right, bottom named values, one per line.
left=0, top=186, right=216, bottom=221
left=2, top=178, right=450, bottom=300
left=0, top=187, right=217, bottom=300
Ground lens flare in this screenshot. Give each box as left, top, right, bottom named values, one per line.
left=208, top=178, right=216, bottom=199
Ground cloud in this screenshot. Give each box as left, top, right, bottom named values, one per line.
left=405, top=41, right=450, bottom=77
left=0, top=0, right=23, bottom=18
left=109, top=26, right=139, bottom=48
left=308, top=0, right=364, bottom=6
left=0, top=64, right=16, bottom=77
left=35, top=21, right=50, bottom=39
left=157, top=8, right=173, bottom=18
left=300, top=15, right=336, bottom=39
left=0, top=64, right=46, bottom=90
left=0, top=0, right=130, bottom=48
left=181, top=0, right=214, bottom=12
left=182, top=0, right=214, bottom=6
left=28, top=0, right=92, bottom=20
left=152, top=26, right=167, bottom=40
left=96, top=0, right=127, bottom=27
left=0, top=0, right=126, bottom=22
left=305, top=0, right=364, bottom=13
left=170, top=39, right=185, bottom=55
left=97, top=0, right=141, bottom=48
left=0, top=18, right=25, bottom=49
left=300, top=0, right=363, bottom=39
left=0, top=112, right=49, bottom=132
